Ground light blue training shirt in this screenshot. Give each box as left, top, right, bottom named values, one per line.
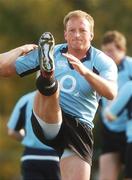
left=101, top=56, right=132, bottom=132
left=108, top=81, right=132, bottom=142
left=15, top=44, right=117, bottom=128
left=7, top=91, right=55, bottom=150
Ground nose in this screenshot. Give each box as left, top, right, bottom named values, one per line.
left=74, top=31, right=80, bottom=37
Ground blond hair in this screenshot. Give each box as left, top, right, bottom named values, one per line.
left=63, top=10, right=94, bottom=33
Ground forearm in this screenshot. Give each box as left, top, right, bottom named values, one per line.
left=0, top=44, right=37, bottom=77
left=106, top=81, right=132, bottom=120
left=83, top=68, right=117, bottom=100
left=0, top=47, right=24, bottom=77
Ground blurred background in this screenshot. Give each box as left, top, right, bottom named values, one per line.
left=0, top=0, right=132, bottom=179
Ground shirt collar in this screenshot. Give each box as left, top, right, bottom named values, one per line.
left=117, top=57, right=125, bottom=72
left=60, top=45, right=91, bottom=62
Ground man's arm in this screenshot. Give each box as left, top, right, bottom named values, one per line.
left=8, top=128, right=25, bottom=141
left=0, top=44, right=37, bottom=77
left=62, top=53, right=117, bottom=100
left=81, top=68, right=117, bottom=100
left=105, top=81, right=132, bottom=120
left=7, top=94, right=28, bottom=142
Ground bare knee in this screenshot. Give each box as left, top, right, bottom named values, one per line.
left=99, top=153, right=122, bottom=180
left=60, top=155, right=91, bottom=180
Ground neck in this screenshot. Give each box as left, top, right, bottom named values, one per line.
left=68, top=47, right=90, bottom=60
left=115, top=56, right=125, bottom=65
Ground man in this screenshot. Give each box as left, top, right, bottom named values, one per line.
left=104, top=80, right=132, bottom=180
left=7, top=91, right=60, bottom=180
left=99, top=31, right=132, bottom=180
left=1, top=10, right=117, bottom=180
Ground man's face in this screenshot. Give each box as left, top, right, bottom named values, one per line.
left=101, top=42, right=125, bottom=64
left=64, top=17, right=93, bottom=51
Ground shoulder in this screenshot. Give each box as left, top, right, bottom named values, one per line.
left=124, top=56, right=132, bottom=64
left=91, top=46, right=117, bottom=69
left=124, top=56, right=132, bottom=77
left=54, top=43, right=67, bottom=54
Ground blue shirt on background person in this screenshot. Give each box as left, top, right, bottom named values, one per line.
left=101, top=56, right=132, bottom=132
left=7, top=91, right=60, bottom=180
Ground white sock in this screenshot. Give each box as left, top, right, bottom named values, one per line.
left=33, top=110, right=62, bottom=140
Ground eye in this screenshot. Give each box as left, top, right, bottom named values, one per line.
left=81, top=29, right=87, bottom=33
left=69, top=29, right=75, bottom=32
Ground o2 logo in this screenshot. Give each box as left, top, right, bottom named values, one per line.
left=60, top=75, right=77, bottom=93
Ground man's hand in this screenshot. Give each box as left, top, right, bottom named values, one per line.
left=19, top=44, right=38, bottom=55
left=104, top=107, right=117, bottom=121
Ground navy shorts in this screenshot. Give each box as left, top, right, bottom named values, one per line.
left=125, top=143, right=132, bottom=178
left=31, top=110, right=94, bottom=165
left=21, top=147, right=60, bottom=180
left=100, top=120, right=126, bottom=163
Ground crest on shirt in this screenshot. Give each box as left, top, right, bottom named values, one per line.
left=56, top=60, right=68, bottom=68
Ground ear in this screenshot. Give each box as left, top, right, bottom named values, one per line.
left=64, top=30, right=67, bottom=41
left=90, top=33, right=94, bottom=41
